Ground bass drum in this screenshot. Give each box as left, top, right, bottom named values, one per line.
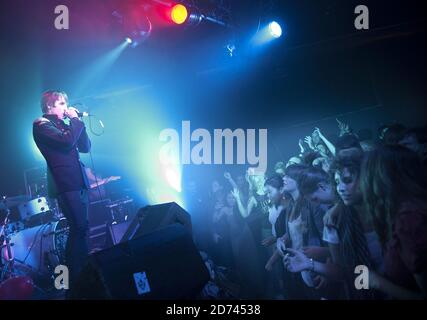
left=2, top=219, right=69, bottom=282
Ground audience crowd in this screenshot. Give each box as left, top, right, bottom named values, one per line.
left=186, top=120, right=427, bottom=300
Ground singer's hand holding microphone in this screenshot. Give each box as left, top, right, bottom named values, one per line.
left=64, top=106, right=79, bottom=119
left=65, top=106, right=90, bottom=119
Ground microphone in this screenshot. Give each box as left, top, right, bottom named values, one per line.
left=77, top=111, right=92, bottom=117
left=69, top=104, right=92, bottom=117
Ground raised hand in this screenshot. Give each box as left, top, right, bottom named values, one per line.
left=314, top=127, right=324, bottom=138
left=224, top=172, right=232, bottom=180
left=337, top=118, right=350, bottom=135
left=304, top=136, right=315, bottom=150
left=231, top=188, right=240, bottom=200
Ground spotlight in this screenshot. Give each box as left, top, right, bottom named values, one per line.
left=127, top=17, right=153, bottom=48
left=170, top=4, right=188, bottom=25
left=268, top=21, right=282, bottom=38
left=250, top=20, right=285, bottom=46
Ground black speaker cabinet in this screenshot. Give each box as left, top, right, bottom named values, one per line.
left=120, top=202, right=192, bottom=242
left=72, top=223, right=209, bottom=300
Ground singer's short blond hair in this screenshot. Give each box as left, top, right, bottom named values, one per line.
left=40, top=90, right=69, bottom=114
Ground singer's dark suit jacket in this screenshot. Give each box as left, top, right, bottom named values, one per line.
left=33, top=114, right=91, bottom=198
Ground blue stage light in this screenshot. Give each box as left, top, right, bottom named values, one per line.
left=269, top=21, right=282, bottom=38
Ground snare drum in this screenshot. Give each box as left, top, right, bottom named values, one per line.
left=18, top=197, right=55, bottom=228
left=18, top=197, right=50, bottom=221
left=2, top=219, right=69, bottom=281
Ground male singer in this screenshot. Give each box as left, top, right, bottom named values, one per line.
left=33, top=90, right=91, bottom=292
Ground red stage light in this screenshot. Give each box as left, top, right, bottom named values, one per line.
left=170, top=4, right=188, bottom=25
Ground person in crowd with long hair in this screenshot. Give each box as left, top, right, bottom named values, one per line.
left=229, top=169, right=269, bottom=298
left=279, top=164, right=327, bottom=299
left=284, top=155, right=384, bottom=299
left=262, top=174, right=287, bottom=298
left=360, top=145, right=427, bottom=299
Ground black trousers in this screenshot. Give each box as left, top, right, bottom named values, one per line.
left=57, top=189, right=89, bottom=289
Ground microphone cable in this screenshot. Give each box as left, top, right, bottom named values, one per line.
left=73, top=103, right=106, bottom=203
left=72, top=102, right=105, bottom=136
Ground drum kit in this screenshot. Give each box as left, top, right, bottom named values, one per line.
left=0, top=194, right=68, bottom=296
left=0, top=167, right=133, bottom=298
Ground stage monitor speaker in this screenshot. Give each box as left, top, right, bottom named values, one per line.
left=120, top=202, right=192, bottom=243
left=72, top=223, right=210, bottom=300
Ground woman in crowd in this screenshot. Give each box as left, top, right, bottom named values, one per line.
left=360, top=145, right=427, bottom=299
left=223, top=172, right=249, bottom=207
left=278, top=164, right=327, bottom=299
left=262, top=174, right=287, bottom=298
left=284, top=155, right=384, bottom=299
left=232, top=169, right=270, bottom=246
left=211, top=191, right=237, bottom=271
left=263, top=174, right=287, bottom=257
left=229, top=169, right=269, bottom=298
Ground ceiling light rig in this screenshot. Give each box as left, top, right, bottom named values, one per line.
left=112, top=0, right=285, bottom=54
